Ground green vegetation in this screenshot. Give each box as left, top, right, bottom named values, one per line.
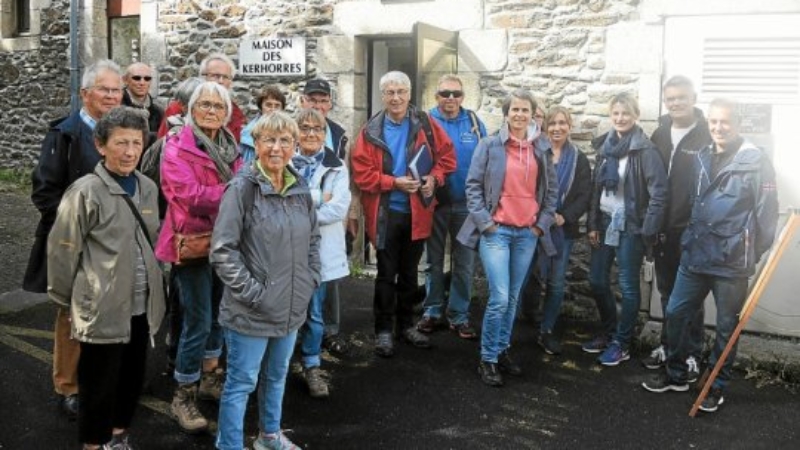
left=0, top=168, right=31, bottom=191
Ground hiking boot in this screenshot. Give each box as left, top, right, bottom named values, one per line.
left=401, top=327, right=432, bottom=349
left=581, top=335, right=609, bottom=354
left=322, top=335, right=350, bottom=355
left=699, top=387, right=725, bottom=413
left=416, top=316, right=440, bottom=334
left=537, top=331, right=562, bottom=355
left=253, top=430, right=300, bottom=450
left=686, top=356, right=700, bottom=383
left=642, top=372, right=689, bottom=393
left=304, top=366, right=329, bottom=399
left=198, top=367, right=225, bottom=401
left=478, top=361, right=503, bottom=387
left=374, top=332, right=394, bottom=358
left=642, top=345, right=666, bottom=370
left=170, top=383, right=208, bottom=433
left=450, top=321, right=478, bottom=340
left=597, top=341, right=630, bottom=366
left=498, top=350, right=523, bottom=376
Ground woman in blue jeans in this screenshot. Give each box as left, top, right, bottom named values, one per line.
left=457, top=89, right=557, bottom=387
left=582, top=93, right=667, bottom=366
left=292, top=108, right=351, bottom=399
left=211, top=112, right=320, bottom=450
left=526, top=106, right=592, bottom=355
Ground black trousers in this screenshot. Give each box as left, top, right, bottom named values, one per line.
left=374, top=210, right=425, bottom=334
left=654, top=229, right=703, bottom=349
left=78, top=314, right=148, bottom=445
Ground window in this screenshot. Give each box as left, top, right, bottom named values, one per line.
left=16, top=0, right=30, bottom=34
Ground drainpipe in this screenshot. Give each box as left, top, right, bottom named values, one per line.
left=69, top=0, right=80, bottom=113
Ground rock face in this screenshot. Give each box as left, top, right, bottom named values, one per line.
left=0, top=0, right=71, bottom=170
left=3, top=0, right=647, bottom=168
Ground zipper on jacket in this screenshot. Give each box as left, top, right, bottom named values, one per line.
left=744, top=228, right=749, bottom=268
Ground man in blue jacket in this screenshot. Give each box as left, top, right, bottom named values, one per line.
left=416, top=74, right=488, bottom=340
left=643, top=98, right=779, bottom=414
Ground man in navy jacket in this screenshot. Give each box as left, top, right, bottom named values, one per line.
left=643, top=98, right=779, bottom=414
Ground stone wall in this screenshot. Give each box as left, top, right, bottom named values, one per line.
left=0, top=0, right=71, bottom=170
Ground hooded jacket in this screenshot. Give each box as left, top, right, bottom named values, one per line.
left=211, top=165, right=321, bottom=337
left=351, top=106, right=456, bottom=249
left=680, top=140, right=779, bottom=277
left=456, top=122, right=558, bottom=256
left=291, top=147, right=352, bottom=282
left=588, top=126, right=668, bottom=238
left=155, top=125, right=243, bottom=263
left=47, top=163, right=165, bottom=344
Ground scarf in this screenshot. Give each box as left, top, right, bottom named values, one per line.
left=191, top=123, right=238, bottom=183
left=535, top=143, right=577, bottom=279
left=292, top=147, right=325, bottom=183
left=597, top=127, right=635, bottom=195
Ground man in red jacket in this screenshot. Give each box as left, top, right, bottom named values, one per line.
left=351, top=70, right=456, bottom=358
left=158, top=53, right=246, bottom=142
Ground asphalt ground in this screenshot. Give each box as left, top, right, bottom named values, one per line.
left=1, top=276, right=798, bottom=450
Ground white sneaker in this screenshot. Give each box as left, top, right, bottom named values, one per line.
left=642, top=345, right=666, bottom=370
left=686, top=356, right=701, bottom=383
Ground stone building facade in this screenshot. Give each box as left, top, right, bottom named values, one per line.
left=3, top=0, right=800, bottom=170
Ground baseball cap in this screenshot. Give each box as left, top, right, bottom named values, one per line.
left=303, top=79, right=331, bottom=96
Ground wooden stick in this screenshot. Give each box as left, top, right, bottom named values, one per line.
left=689, top=211, right=800, bottom=417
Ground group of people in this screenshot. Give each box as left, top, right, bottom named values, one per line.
left=23, top=51, right=778, bottom=450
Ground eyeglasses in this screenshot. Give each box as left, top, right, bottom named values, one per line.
left=303, top=96, right=331, bottom=106
left=665, top=95, right=690, bottom=105
left=130, top=75, right=152, bottom=82
left=89, top=86, right=123, bottom=96
left=195, top=101, right=227, bottom=112
left=203, top=72, right=232, bottom=82
left=299, top=126, right=324, bottom=136
left=262, top=101, right=283, bottom=111
left=382, top=89, right=409, bottom=98
left=437, top=90, right=463, bottom=99
left=258, top=137, right=294, bottom=148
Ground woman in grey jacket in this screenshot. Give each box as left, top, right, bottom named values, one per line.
left=211, top=111, right=321, bottom=450
left=48, top=107, right=165, bottom=450
left=457, top=89, right=558, bottom=387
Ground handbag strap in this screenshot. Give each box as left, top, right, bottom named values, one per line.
left=121, top=194, right=154, bottom=250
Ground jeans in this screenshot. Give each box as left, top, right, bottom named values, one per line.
left=479, top=225, right=538, bottom=363
left=423, top=203, right=476, bottom=325
left=588, top=220, right=644, bottom=349
left=216, top=328, right=298, bottom=450
left=654, top=230, right=704, bottom=357
left=300, top=282, right=327, bottom=368
left=374, top=211, right=425, bottom=334
left=539, top=238, right=575, bottom=333
left=666, top=267, right=747, bottom=389
left=173, top=263, right=224, bottom=384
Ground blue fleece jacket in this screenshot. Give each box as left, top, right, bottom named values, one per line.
left=429, top=107, right=487, bottom=203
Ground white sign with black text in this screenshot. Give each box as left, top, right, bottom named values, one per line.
left=238, top=37, right=306, bottom=76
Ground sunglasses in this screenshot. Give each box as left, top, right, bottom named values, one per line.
left=130, top=75, right=152, bottom=82
left=437, top=90, right=463, bottom=99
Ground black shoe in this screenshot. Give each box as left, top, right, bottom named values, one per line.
left=374, top=332, right=394, bottom=358
left=61, top=394, right=79, bottom=419
left=478, top=361, right=503, bottom=387
left=699, top=388, right=725, bottom=413
left=400, top=327, right=432, bottom=349
left=498, top=350, right=523, bottom=376
left=641, top=372, right=689, bottom=393
left=537, top=331, right=562, bottom=355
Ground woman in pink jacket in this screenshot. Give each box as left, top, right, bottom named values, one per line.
left=155, top=81, right=241, bottom=434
